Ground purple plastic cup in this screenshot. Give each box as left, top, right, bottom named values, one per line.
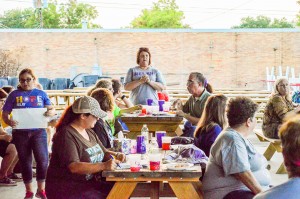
left=158, top=100, right=165, bottom=111
left=147, top=99, right=153, bottom=106
left=156, top=131, right=166, bottom=148
left=136, top=135, right=146, bottom=154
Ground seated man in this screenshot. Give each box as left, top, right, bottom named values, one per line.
left=175, top=72, right=213, bottom=137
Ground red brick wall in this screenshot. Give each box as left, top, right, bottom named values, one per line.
left=1, top=30, right=300, bottom=89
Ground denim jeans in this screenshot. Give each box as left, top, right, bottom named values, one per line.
left=12, top=129, right=48, bottom=184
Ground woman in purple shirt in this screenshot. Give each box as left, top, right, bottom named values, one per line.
left=2, top=68, right=55, bottom=199
left=194, top=94, right=227, bottom=156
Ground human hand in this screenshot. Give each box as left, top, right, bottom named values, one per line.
left=3, top=134, right=12, bottom=142
left=44, top=107, right=55, bottom=117
left=176, top=110, right=185, bottom=117
left=103, top=159, right=119, bottom=171
left=172, top=99, right=183, bottom=110
left=8, top=119, right=18, bottom=128
left=116, top=153, right=126, bottom=162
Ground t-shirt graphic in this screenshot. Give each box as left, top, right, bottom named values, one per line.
left=85, top=144, right=104, bottom=180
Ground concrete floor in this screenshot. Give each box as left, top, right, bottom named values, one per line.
left=0, top=127, right=288, bottom=199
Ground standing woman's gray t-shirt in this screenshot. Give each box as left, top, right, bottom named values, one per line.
left=202, top=127, right=271, bottom=199
left=125, top=66, right=165, bottom=105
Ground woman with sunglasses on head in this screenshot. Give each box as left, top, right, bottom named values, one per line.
left=124, top=47, right=166, bottom=105
left=2, top=68, right=55, bottom=199
left=262, top=78, right=300, bottom=139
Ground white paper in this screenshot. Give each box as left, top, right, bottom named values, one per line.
left=12, top=108, right=48, bottom=129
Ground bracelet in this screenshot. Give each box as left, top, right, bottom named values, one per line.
left=121, top=95, right=126, bottom=100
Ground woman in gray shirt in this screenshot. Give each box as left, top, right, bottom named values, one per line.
left=202, top=97, right=270, bottom=199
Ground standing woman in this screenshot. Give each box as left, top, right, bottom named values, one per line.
left=193, top=94, right=227, bottom=157
left=124, top=47, right=166, bottom=105
left=2, top=68, right=55, bottom=199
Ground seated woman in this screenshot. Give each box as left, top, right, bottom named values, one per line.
left=193, top=94, right=227, bottom=157
left=87, top=79, right=141, bottom=136
left=255, top=116, right=300, bottom=199
left=90, top=88, right=116, bottom=149
left=112, top=79, right=133, bottom=109
left=203, top=97, right=270, bottom=199
left=45, top=96, right=126, bottom=199
left=262, top=78, right=300, bottom=138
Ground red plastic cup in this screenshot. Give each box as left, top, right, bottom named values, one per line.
left=141, top=108, right=147, bottom=114
left=157, top=92, right=165, bottom=100
left=150, top=161, right=160, bottom=171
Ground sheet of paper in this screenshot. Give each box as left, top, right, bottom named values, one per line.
left=12, top=108, right=48, bottom=129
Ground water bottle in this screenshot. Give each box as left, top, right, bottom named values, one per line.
left=141, top=124, right=149, bottom=153
left=149, top=137, right=159, bottom=154
left=141, top=124, right=149, bottom=144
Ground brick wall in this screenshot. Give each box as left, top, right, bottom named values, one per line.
left=1, top=29, right=300, bottom=89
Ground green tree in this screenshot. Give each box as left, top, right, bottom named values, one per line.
left=130, top=0, right=190, bottom=28
left=0, top=0, right=100, bottom=28
left=232, top=15, right=294, bottom=28
left=0, top=8, right=34, bottom=28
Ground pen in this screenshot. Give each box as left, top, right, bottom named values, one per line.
left=110, top=154, right=121, bottom=168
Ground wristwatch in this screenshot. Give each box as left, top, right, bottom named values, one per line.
left=121, top=95, right=126, bottom=100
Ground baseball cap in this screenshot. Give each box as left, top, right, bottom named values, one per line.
left=72, top=96, right=107, bottom=119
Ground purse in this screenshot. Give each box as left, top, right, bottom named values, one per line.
left=171, top=137, right=194, bottom=145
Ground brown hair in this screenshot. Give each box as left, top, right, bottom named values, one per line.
left=112, top=79, right=122, bottom=96
left=227, top=96, right=258, bottom=127
left=190, top=72, right=213, bottom=93
left=279, top=116, right=300, bottom=177
left=0, top=88, right=8, bottom=99
left=194, top=94, right=227, bottom=138
left=90, top=88, right=114, bottom=112
left=87, top=79, right=112, bottom=96
left=136, top=47, right=151, bottom=65
left=17, top=68, right=37, bottom=89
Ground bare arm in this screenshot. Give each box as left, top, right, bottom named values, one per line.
left=124, top=79, right=145, bottom=91
left=2, top=111, right=17, bottom=128
left=147, top=80, right=166, bottom=91
left=45, top=105, right=56, bottom=117
left=68, top=159, right=117, bottom=175
left=233, top=171, right=263, bottom=195
left=176, top=110, right=199, bottom=125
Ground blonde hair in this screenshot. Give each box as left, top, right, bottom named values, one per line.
left=279, top=115, right=300, bottom=177
left=273, top=78, right=291, bottom=100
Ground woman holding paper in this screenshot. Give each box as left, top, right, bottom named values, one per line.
left=2, top=68, right=55, bottom=199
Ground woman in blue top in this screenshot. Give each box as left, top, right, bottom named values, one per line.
left=194, top=94, right=227, bottom=157
left=2, top=68, right=55, bottom=199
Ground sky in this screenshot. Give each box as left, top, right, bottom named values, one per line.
left=0, top=0, right=299, bottom=28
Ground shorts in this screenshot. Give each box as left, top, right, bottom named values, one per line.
left=0, top=140, right=10, bottom=157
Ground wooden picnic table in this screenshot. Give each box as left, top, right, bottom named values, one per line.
left=120, top=115, right=183, bottom=139
left=102, top=164, right=203, bottom=199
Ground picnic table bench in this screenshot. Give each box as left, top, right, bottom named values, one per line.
left=254, top=130, right=286, bottom=174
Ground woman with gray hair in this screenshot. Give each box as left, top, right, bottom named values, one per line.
left=262, top=78, right=300, bottom=138
left=255, top=115, right=300, bottom=199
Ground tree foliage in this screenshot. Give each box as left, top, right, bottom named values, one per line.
left=0, top=0, right=100, bottom=28
left=130, top=0, right=190, bottom=28
left=232, top=15, right=294, bottom=28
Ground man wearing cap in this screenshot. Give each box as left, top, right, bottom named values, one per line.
left=46, top=96, right=126, bottom=199
left=175, top=72, right=213, bottom=137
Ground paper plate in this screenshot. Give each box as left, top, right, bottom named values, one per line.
left=166, top=163, right=194, bottom=171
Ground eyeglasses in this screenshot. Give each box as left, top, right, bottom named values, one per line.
left=187, top=80, right=198, bottom=85
left=19, top=78, right=33, bottom=83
